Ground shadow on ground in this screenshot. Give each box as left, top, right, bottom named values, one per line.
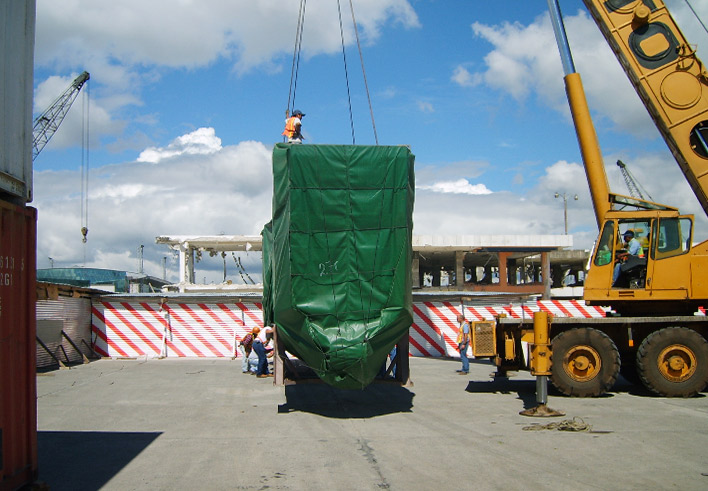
left=279, top=383, right=415, bottom=418
left=463, top=377, right=539, bottom=409
left=38, top=431, right=162, bottom=491
left=464, top=370, right=706, bottom=408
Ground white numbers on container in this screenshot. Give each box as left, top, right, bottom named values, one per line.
left=0, top=256, right=16, bottom=270
left=0, top=273, right=12, bottom=287
left=0, top=256, right=17, bottom=287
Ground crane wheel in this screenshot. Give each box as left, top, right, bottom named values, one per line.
left=551, top=328, right=620, bottom=397
left=637, top=327, right=708, bottom=397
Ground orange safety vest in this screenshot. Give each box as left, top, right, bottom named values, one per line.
left=282, top=116, right=301, bottom=138
left=456, top=321, right=470, bottom=344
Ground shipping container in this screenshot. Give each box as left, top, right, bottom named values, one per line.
left=0, top=201, right=38, bottom=490
left=0, top=1, right=35, bottom=203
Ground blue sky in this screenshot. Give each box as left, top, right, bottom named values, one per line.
left=31, top=0, right=708, bottom=283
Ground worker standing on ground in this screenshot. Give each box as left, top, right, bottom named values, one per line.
left=253, top=327, right=273, bottom=378
left=239, top=327, right=260, bottom=374
left=283, top=110, right=305, bottom=143
left=456, top=314, right=470, bottom=375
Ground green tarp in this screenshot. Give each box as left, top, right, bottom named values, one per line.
left=262, top=143, right=415, bottom=389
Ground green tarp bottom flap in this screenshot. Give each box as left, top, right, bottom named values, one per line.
left=264, top=143, right=414, bottom=389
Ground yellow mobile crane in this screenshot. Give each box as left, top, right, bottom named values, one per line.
left=574, top=0, right=708, bottom=314
left=474, top=0, right=708, bottom=398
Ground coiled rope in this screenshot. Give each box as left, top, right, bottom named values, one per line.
left=522, top=417, right=593, bottom=432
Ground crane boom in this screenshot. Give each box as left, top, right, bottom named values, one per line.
left=581, top=0, right=708, bottom=217
left=32, top=71, right=90, bottom=161
left=616, top=159, right=653, bottom=201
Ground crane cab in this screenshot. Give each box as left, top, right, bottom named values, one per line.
left=584, top=208, right=708, bottom=315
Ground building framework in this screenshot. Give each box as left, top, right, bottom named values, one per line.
left=156, top=234, right=587, bottom=299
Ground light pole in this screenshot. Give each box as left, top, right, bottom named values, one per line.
left=554, top=192, right=578, bottom=234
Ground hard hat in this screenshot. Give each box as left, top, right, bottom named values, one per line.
left=293, top=109, right=305, bottom=116
left=252, top=326, right=261, bottom=334
left=623, top=230, right=634, bottom=237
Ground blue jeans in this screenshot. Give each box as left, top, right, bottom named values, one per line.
left=389, top=346, right=397, bottom=378
left=613, top=262, right=621, bottom=283
left=459, top=342, right=469, bottom=372
left=239, top=345, right=250, bottom=372
left=378, top=346, right=398, bottom=378
left=253, top=340, right=268, bottom=375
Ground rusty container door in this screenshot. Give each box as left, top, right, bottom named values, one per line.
left=0, top=201, right=37, bottom=490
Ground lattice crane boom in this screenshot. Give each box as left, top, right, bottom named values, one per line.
left=32, top=71, right=90, bottom=161
left=616, top=159, right=653, bottom=202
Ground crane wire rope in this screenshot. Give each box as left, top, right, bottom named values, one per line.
left=286, top=0, right=308, bottom=118
left=336, top=0, right=356, bottom=144
left=80, top=81, right=90, bottom=258
left=286, top=0, right=379, bottom=145
left=683, top=0, right=708, bottom=36
left=347, top=0, right=379, bottom=145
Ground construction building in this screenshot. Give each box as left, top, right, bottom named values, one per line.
left=156, top=233, right=588, bottom=299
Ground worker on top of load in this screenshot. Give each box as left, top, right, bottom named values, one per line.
left=283, top=110, right=305, bottom=143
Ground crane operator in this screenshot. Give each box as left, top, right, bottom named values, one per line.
left=613, top=230, right=644, bottom=285
left=283, top=110, right=305, bottom=144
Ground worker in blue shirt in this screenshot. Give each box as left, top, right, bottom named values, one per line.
left=613, top=230, right=644, bottom=285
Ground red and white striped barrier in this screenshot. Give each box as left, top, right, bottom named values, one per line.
left=92, top=301, right=262, bottom=358
left=409, top=300, right=607, bottom=358
left=91, top=299, right=605, bottom=359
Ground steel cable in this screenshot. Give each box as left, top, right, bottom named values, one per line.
left=337, top=0, right=356, bottom=144
left=683, top=0, right=708, bottom=36
left=286, top=0, right=308, bottom=118
left=348, top=0, right=379, bottom=145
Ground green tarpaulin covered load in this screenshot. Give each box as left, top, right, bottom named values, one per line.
left=262, top=143, right=415, bottom=389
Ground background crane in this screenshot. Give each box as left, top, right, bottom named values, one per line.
left=32, top=70, right=92, bottom=248
left=616, top=159, right=653, bottom=202
left=32, top=71, right=89, bottom=161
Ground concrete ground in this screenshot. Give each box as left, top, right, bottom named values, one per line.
left=36, top=356, right=708, bottom=490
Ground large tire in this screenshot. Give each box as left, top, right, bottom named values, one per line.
left=636, top=327, right=708, bottom=397
left=551, top=328, right=620, bottom=397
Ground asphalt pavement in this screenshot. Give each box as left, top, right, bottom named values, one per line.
left=36, top=356, right=708, bottom=490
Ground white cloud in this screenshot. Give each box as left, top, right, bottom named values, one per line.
left=464, top=3, right=708, bottom=139
left=416, top=101, right=435, bottom=113
left=409, top=150, right=708, bottom=250
left=34, top=129, right=708, bottom=282
left=137, top=127, right=222, bottom=163
left=33, top=0, right=421, bottom=155
left=469, top=18, right=553, bottom=101
left=451, top=65, right=478, bottom=87
left=439, top=3, right=708, bottom=248
left=418, top=179, right=492, bottom=195
left=413, top=157, right=597, bottom=245
left=35, top=0, right=420, bottom=74
left=464, top=10, right=657, bottom=137
left=34, top=132, right=273, bottom=282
